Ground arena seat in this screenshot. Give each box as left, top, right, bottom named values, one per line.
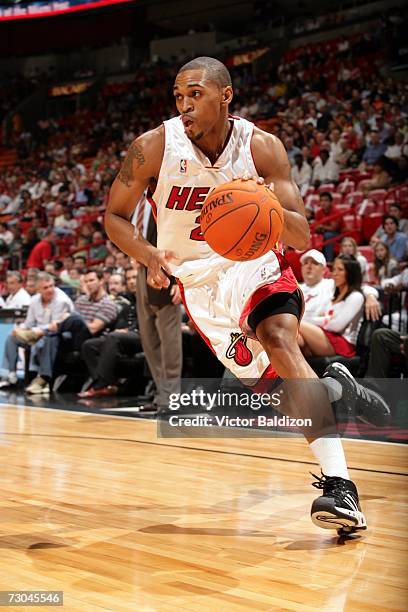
left=331, top=193, right=343, bottom=205
left=342, top=214, right=362, bottom=231
left=369, top=190, right=387, bottom=206
left=345, top=191, right=364, bottom=207
left=358, top=245, right=374, bottom=263
left=318, top=183, right=336, bottom=193
left=336, top=180, right=355, bottom=195
left=362, top=212, right=383, bottom=242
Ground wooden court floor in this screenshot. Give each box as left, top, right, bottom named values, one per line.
left=0, top=404, right=407, bottom=612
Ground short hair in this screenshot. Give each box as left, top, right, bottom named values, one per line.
left=382, top=215, right=399, bottom=229
left=85, top=267, right=104, bottom=280
left=7, top=270, right=23, bottom=283
left=36, top=272, right=55, bottom=285
left=389, top=203, right=401, bottom=212
left=320, top=192, right=333, bottom=201
left=178, top=56, right=232, bottom=88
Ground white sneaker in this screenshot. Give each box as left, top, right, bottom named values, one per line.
left=26, top=376, right=50, bottom=395
left=0, top=372, right=18, bottom=388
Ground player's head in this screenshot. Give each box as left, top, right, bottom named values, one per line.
left=174, top=56, right=233, bottom=142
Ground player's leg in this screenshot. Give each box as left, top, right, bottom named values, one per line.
left=255, top=307, right=367, bottom=533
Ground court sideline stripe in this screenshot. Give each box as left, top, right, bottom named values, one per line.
left=2, top=430, right=407, bottom=477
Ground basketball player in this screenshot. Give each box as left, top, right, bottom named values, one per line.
left=106, top=57, right=375, bottom=534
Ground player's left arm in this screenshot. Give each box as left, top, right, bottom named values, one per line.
left=252, top=128, right=310, bottom=251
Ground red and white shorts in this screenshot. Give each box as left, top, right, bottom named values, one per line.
left=178, top=251, right=298, bottom=385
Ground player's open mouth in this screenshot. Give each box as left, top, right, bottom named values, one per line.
left=182, top=118, right=194, bottom=129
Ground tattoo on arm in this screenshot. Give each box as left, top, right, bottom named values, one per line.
left=118, top=142, right=145, bottom=187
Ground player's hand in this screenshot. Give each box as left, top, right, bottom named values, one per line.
left=146, top=248, right=177, bottom=289
left=232, top=174, right=275, bottom=191
left=365, top=294, right=381, bottom=321
left=170, top=283, right=182, bottom=305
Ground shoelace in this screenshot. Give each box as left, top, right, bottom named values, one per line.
left=310, top=471, right=352, bottom=503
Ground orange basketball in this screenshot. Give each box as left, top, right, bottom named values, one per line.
left=200, top=179, right=284, bottom=261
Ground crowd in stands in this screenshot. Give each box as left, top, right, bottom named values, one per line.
left=0, top=24, right=406, bottom=409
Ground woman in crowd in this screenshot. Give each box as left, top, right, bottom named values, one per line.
left=297, top=254, right=364, bottom=358
left=373, top=241, right=399, bottom=284
left=339, top=236, right=368, bottom=280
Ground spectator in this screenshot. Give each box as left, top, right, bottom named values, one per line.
left=379, top=215, right=408, bottom=263
left=371, top=203, right=408, bottom=242
left=26, top=228, right=56, bottom=270
left=291, top=153, right=312, bottom=197
left=73, top=255, right=87, bottom=273
left=26, top=267, right=118, bottom=394
left=1, top=271, right=31, bottom=309
left=388, top=204, right=408, bottom=235
left=361, top=129, right=387, bottom=167
left=339, top=237, right=368, bottom=279
left=365, top=327, right=408, bottom=385
left=60, top=255, right=75, bottom=283
left=284, top=136, right=302, bottom=165
left=89, top=231, right=109, bottom=261
left=384, top=132, right=407, bottom=161
left=313, top=192, right=341, bottom=262
left=0, top=222, right=14, bottom=247
left=374, top=241, right=398, bottom=285
left=363, top=158, right=391, bottom=191
left=79, top=266, right=142, bottom=398
left=0, top=273, right=74, bottom=388
left=108, top=273, right=126, bottom=297
left=312, top=149, right=339, bottom=186
left=298, top=255, right=364, bottom=358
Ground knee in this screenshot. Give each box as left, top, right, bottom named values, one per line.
left=262, top=326, right=297, bottom=354
left=371, top=328, right=389, bottom=347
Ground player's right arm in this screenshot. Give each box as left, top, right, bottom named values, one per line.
left=105, top=126, right=175, bottom=288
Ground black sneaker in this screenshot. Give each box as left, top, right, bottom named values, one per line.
left=311, top=472, right=367, bottom=534
left=323, top=362, right=391, bottom=427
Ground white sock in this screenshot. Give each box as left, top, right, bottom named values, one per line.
left=321, top=377, right=343, bottom=403
left=309, top=436, right=349, bottom=479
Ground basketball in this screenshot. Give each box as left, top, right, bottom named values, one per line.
left=200, top=179, right=284, bottom=261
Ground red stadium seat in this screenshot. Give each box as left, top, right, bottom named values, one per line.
left=336, top=180, right=355, bottom=195
left=318, top=183, right=336, bottom=193
left=310, top=233, right=324, bottom=250
left=345, top=191, right=364, bottom=207
left=331, top=193, right=343, bottom=205
left=304, top=186, right=316, bottom=198
left=358, top=245, right=375, bottom=263
left=305, top=194, right=320, bottom=209
left=362, top=212, right=383, bottom=242
left=365, top=263, right=377, bottom=284
left=369, top=189, right=387, bottom=204
left=342, top=214, right=362, bottom=231
left=336, top=204, right=351, bottom=214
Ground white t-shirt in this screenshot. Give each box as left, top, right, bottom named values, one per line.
left=4, top=288, right=32, bottom=309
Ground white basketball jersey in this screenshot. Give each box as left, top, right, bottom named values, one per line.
left=149, top=115, right=260, bottom=287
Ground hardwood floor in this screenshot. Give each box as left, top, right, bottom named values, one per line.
left=0, top=405, right=407, bottom=611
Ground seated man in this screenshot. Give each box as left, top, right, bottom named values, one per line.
left=79, top=266, right=142, bottom=397
left=313, top=192, right=341, bottom=263
left=0, top=272, right=74, bottom=387
left=26, top=267, right=118, bottom=394
left=0, top=271, right=32, bottom=309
